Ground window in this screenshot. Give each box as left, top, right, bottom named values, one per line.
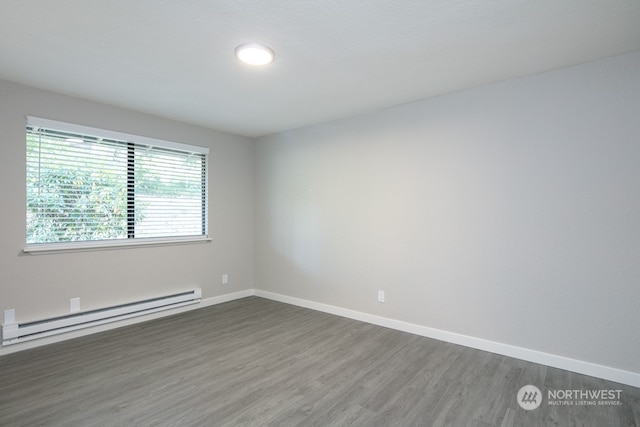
left=26, top=117, right=209, bottom=252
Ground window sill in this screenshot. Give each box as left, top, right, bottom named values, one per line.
left=23, top=236, right=212, bottom=254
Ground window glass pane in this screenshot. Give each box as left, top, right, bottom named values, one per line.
left=26, top=119, right=208, bottom=246
left=27, top=130, right=128, bottom=243
left=134, top=147, right=206, bottom=238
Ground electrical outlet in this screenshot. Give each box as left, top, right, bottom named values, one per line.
left=222, top=274, right=229, bottom=284
left=377, top=290, right=385, bottom=303
left=70, top=297, right=81, bottom=313
left=3, top=309, right=15, bottom=324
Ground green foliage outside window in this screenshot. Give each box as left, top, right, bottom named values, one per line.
left=26, top=134, right=130, bottom=243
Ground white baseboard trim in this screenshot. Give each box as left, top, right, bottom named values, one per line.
left=0, top=289, right=253, bottom=356
left=199, top=289, right=254, bottom=308
left=254, top=289, right=640, bottom=389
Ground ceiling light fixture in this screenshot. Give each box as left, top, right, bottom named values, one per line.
left=235, top=43, right=275, bottom=66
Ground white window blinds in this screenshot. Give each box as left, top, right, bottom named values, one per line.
left=26, top=117, right=208, bottom=248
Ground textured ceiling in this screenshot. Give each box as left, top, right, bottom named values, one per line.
left=1, top=0, right=640, bottom=137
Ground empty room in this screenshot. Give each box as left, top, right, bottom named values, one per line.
left=1, top=1, right=639, bottom=426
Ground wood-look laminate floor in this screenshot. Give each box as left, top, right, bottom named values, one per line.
left=1, top=297, right=638, bottom=426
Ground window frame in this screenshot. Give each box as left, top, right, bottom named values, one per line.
left=24, top=117, right=211, bottom=254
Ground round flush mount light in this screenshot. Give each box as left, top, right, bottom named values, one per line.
left=235, top=43, right=275, bottom=66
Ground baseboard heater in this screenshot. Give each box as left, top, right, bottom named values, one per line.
left=2, top=288, right=202, bottom=346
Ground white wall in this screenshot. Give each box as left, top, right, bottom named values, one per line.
left=0, top=80, right=254, bottom=347
left=254, top=51, right=640, bottom=375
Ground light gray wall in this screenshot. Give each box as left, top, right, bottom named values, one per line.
left=0, top=80, right=254, bottom=326
left=254, top=51, right=640, bottom=373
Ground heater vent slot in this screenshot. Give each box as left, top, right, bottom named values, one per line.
left=2, top=288, right=202, bottom=346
